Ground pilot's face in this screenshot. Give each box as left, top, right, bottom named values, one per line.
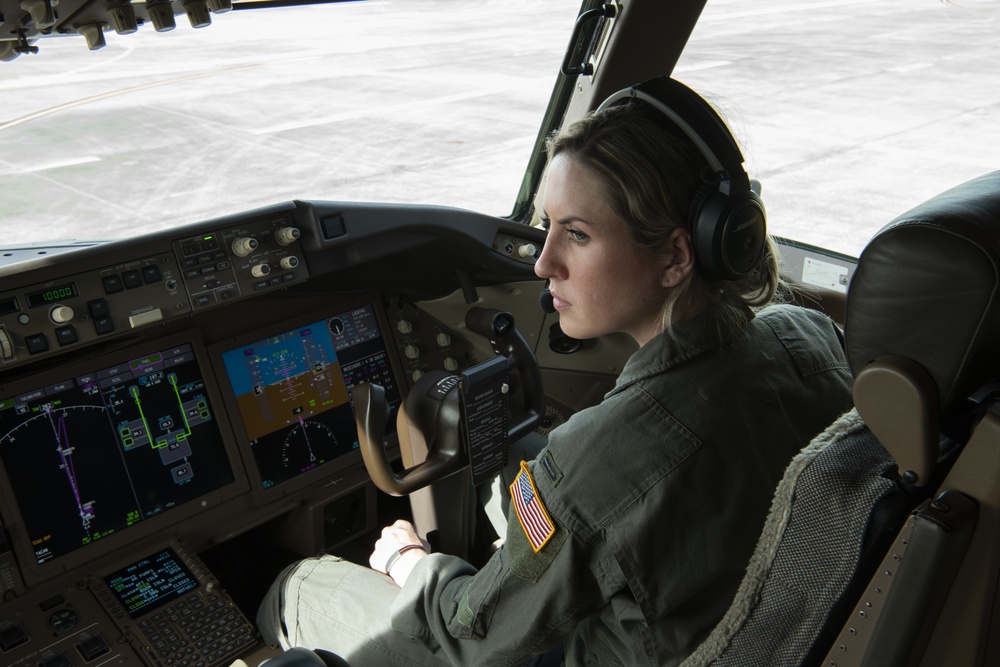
left=535, top=154, right=669, bottom=347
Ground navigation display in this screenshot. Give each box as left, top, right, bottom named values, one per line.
left=0, top=337, right=237, bottom=567
left=219, top=302, right=400, bottom=491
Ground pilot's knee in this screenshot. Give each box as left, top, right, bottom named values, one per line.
left=257, top=556, right=340, bottom=647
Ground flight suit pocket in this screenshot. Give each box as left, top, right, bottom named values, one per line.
left=447, top=556, right=506, bottom=639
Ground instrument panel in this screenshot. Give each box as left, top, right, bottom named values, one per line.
left=0, top=200, right=546, bottom=666
left=0, top=205, right=310, bottom=369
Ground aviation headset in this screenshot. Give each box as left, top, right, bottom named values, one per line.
left=596, top=77, right=767, bottom=281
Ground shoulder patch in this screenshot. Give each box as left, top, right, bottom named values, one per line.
left=509, top=460, right=556, bottom=553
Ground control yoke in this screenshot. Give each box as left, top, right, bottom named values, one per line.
left=354, top=307, right=544, bottom=496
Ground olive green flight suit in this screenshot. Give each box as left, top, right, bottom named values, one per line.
left=258, top=303, right=854, bottom=666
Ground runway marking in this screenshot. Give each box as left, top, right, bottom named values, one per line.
left=65, top=43, right=137, bottom=76
left=888, top=63, right=934, bottom=73
left=702, top=0, right=871, bottom=21
left=7, top=156, right=102, bottom=175
left=0, top=63, right=263, bottom=134
left=250, top=76, right=555, bottom=135
left=10, top=166, right=136, bottom=215
left=674, top=60, right=732, bottom=73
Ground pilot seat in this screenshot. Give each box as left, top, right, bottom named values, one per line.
left=684, top=169, right=1000, bottom=666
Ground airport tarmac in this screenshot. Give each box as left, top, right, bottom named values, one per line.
left=0, top=0, right=998, bottom=258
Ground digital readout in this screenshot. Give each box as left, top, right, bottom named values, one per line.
left=103, top=548, right=200, bottom=619
left=25, top=283, right=78, bottom=308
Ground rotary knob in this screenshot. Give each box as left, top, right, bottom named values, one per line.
left=251, top=263, right=271, bottom=278
left=276, top=227, right=301, bottom=246
left=49, top=305, right=75, bottom=324
left=232, top=237, right=258, bottom=257
left=0, top=329, right=13, bottom=359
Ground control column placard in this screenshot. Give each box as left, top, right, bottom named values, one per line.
left=461, top=356, right=508, bottom=486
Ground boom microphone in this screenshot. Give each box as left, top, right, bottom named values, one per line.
left=539, top=288, right=555, bottom=314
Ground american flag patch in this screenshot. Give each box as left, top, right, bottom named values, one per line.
left=510, top=461, right=555, bottom=553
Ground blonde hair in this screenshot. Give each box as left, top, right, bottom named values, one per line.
left=545, top=100, right=782, bottom=334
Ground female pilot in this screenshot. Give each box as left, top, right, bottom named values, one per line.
left=257, top=78, right=854, bottom=666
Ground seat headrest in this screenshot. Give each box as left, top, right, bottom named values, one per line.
left=846, top=170, right=1000, bottom=420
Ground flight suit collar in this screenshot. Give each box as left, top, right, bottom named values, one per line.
left=610, top=303, right=755, bottom=395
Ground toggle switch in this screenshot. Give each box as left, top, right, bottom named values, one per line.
left=76, top=23, right=106, bottom=51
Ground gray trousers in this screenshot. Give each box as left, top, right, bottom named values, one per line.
left=256, top=434, right=548, bottom=666
left=256, top=553, right=448, bottom=666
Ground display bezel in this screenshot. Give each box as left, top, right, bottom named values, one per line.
left=208, top=295, right=404, bottom=504
left=0, top=331, right=249, bottom=588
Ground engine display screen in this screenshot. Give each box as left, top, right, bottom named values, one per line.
left=103, top=547, right=199, bottom=619
left=0, top=339, right=236, bottom=566
left=219, top=303, right=400, bottom=490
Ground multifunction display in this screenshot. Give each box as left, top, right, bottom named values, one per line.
left=220, top=303, right=400, bottom=490
left=0, top=340, right=236, bottom=565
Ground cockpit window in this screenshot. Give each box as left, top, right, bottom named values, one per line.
left=0, top=1, right=580, bottom=244
left=676, top=0, right=1000, bottom=258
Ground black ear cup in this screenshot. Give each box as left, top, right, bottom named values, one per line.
left=692, top=186, right=766, bottom=281
left=687, top=180, right=715, bottom=226
left=597, top=77, right=767, bottom=281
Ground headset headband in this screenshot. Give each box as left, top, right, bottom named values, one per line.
left=596, top=78, right=751, bottom=195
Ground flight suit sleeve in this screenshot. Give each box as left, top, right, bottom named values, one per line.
left=389, top=470, right=617, bottom=666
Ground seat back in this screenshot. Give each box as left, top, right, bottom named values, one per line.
left=832, top=169, right=1000, bottom=667
left=681, top=410, right=907, bottom=666
left=683, top=170, right=1000, bottom=667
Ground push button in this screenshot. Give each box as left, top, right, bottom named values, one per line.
left=94, top=317, right=115, bottom=335
left=122, top=270, right=142, bottom=289
left=40, top=653, right=72, bottom=667
left=55, top=326, right=78, bottom=346
left=25, top=333, right=48, bottom=354
left=87, top=299, right=109, bottom=318
left=102, top=275, right=124, bottom=294
left=142, top=265, right=162, bottom=283
left=76, top=634, right=109, bottom=661
left=0, top=622, right=28, bottom=650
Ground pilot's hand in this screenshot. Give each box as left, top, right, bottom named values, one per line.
left=370, top=519, right=430, bottom=587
